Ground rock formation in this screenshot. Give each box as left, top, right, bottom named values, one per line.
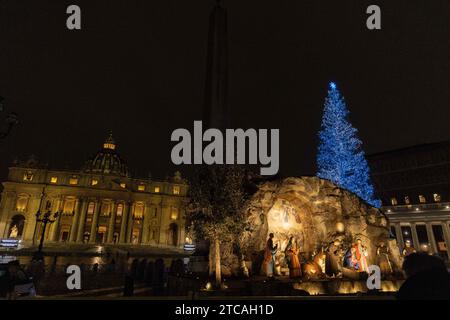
left=235, top=176, right=402, bottom=278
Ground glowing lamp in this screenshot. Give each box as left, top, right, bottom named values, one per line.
left=336, top=222, right=345, bottom=233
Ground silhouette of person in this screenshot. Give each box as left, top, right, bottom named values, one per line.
left=397, top=253, right=450, bottom=300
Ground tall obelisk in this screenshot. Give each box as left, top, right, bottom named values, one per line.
left=202, top=0, right=228, bottom=130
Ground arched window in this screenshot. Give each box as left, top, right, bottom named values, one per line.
left=101, top=201, right=111, bottom=216
left=116, top=203, right=124, bottom=217
left=16, top=196, right=29, bottom=212
left=133, top=202, right=144, bottom=219
left=87, top=202, right=95, bottom=215
left=8, top=214, right=25, bottom=238
left=63, top=198, right=76, bottom=214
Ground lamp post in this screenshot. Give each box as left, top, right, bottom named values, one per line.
left=0, top=96, right=19, bottom=140
left=32, top=209, right=59, bottom=261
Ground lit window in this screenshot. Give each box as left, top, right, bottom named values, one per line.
left=419, top=195, right=426, bottom=203
left=50, top=177, right=58, bottom=184
left=433, top=193, right=441, bottom=202
left=404, top=196, right=410, bottom=205
left=138, top=184, right=145, bottom=191
left=103, top=142, right=116, bottom=150
left=173, top=186, right=180, bottom=195
left=154, top=186, right=160, bottom=193
left=116, top=204, right=124, bottom=217
left=133, top=203, right=144, bottom=219
left=390, top=197, right=398, bottom=206
left=91, top=179, right=98, bottom=186
left=120, top=183, right=126, bottom=189
left=171, top=207, right=179, bottom=220
left=101, top=202, right=111, bottom=216
left=23, top=171, right=33, bottom=181
left=16, top=197, right=28, bottom=212
left=87, top=202, right=95, bottom=215
left=63, top=199, right=76, bottom=214
left=69, top=176, right=78, bottom=185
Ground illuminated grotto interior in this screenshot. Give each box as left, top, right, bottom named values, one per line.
left=232, top=176, right=404, bottom=292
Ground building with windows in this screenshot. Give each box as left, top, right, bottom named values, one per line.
left=0, top=133, right=188, bottom=248
left=368, top=141, right=450, bottom=261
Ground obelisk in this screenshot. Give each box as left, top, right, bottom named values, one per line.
left=202, top=0, right=228, bottom=130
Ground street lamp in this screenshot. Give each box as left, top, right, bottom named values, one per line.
left=0, top=96, right=19, bottom=140
left=32, top=209, right=59, bottom=261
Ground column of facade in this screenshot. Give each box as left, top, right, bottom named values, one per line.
left=394, top=223, right=404, bottom=251
left=76, top=199, right=88, bottom=242
left=159, top=204, right=170, bottom=245
left=179, top=208, right=186, bottom=248
left=141, top=203, right=151, bottom=244
left=410, top=223, right=420, bottom=250
left=0, top=192, right=16, bottom=238
left=50, top=196, right=63, bottom=242
left=441, top=222, right=450, bottom=260
left=106, top=201, right=116, bottom=243
left=89, top=200, right=101, bottom=243
left=119, top=202, right=130, bottom=243
left=126, top=203, right=135, bottom=243
left=22, top=194, right=42, bottom=243
left=426, top=223, right=438, bottom=254
left=69, top=198, right=82, bottom=242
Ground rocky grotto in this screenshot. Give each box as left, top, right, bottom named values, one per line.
left=218, top=176, right=403, bottom=290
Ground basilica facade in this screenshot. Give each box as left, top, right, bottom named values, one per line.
left=0, top=134, right=188, bottom=248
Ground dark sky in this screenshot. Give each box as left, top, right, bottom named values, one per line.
left=0, top=0, right=448, bottom=180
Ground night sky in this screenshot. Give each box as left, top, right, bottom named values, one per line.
left=0, top=0, right=448, bottom=180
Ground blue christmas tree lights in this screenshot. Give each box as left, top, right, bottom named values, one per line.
left=316, top=82, right=381, bottom=208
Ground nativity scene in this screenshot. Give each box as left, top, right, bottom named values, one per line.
left=226, top=176, right=405, bottom=293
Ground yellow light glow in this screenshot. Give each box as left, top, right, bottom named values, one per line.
left=171, top=208, right=179, bottom=220
left=336, top=222, right=345, bottom=233
left=69, top=177, right=78, bottom=185
left=154, top=186, right=160, bottom=193
left=50, top=177, right=58, bottom=183
left=91, top=179, right=98, bottom=186
left=138, top=185, right=145, bottom=191
left=120, top=183, right=126, bottom=188
left=173, top=186, right=180, bottom=195
left=16, top=197, right=28, bottom=212
left=103, top=142, right=116, bottom=150
left=133, top=203, right=144, bottom=218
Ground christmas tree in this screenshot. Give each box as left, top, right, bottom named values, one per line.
left=316, top=82, right=381, bottom=208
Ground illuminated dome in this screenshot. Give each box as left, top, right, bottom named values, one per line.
left=83, top=133, right=130, bottom=177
